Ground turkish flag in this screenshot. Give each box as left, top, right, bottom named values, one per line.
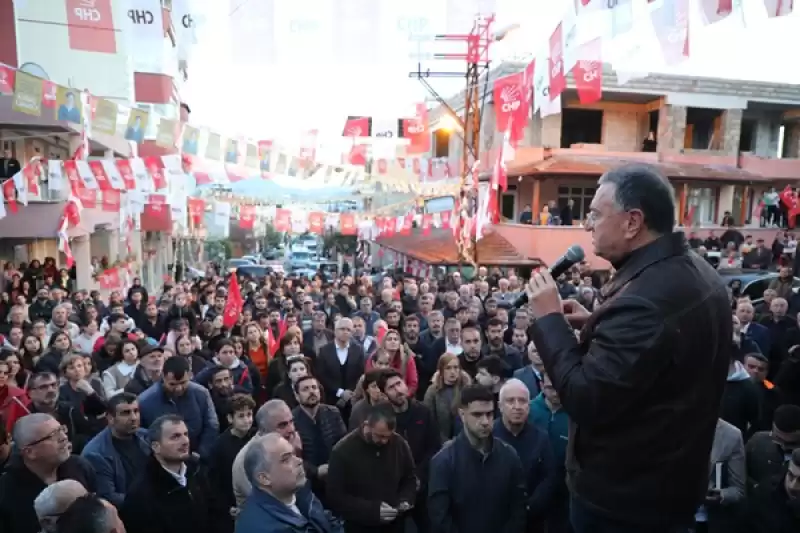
left=493, top=72, right=527, bottom=143
left=572, top=38, right=603, bottom=104
left=222, top=275, right=244, bottom=329
left=273, top=208, right=292, bottom=232
left=339, top=213, right=357, bottom=235
left=98, top=268, right=121, bottom=289
left=548, top=24, right=566, bottom=100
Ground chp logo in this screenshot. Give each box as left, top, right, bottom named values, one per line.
left=499, top=84, right=521, bottom=113
left=128, top=7, right=155, bottom=25
left=345, top=125, right=363, bottom=137
left=406, top=119, right=425, bottom=135
left=579, top=61, right=600, bottom=82
left=74, top=0, right=103, bottom=22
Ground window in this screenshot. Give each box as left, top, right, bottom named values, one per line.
left=557, top=186, right=596, bottom=222
left=501, top=191, right=516, bottom=221
left=434, top=130, right=450, bottom=158
left=561, top=109, right=603, bottom=148
left=685, top=108, right=723, bottom=150
left=686, top=187, right=717, bottom=224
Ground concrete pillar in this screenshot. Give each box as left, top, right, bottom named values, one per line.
left=73, top=236, right=92, bottom=290
left=541, top=115, right=561, bottom=148
left=108, top=229, right=120, bottom=262
left=656, top=104, right=687, bottom=152
left=525, top=113, right=543, bottom=147
left=718, top=185, right=735, bottom=224
left=720, top=109, right=743, bottom=157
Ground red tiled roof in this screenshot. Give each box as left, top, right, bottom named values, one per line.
left=508, top=155, right=770, bottom=182
left=375, top=228, right=541, bottom=266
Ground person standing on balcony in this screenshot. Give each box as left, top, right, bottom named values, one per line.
left=560, top=199, right=574, bottom=226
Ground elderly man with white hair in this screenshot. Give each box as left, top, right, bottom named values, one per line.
left=315, top=317, right=365, bottom=407
left=492, top=378, right=557, bottom=532
left=45, top=304, right=80, bottom=340
left=235, top=433, right=339, bottom=533
left=34, top=479, right=88, bottom=533
left=0, top=413, right=96, bottom=533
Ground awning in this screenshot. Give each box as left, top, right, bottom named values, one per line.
left=0, top=204, right=119, bottom=239
left=376, top=228, right=541, bottom=266
left=508, top=154, right=770, bottom=183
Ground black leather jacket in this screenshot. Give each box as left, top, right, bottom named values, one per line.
left=531, top=232, right=731, bottom=527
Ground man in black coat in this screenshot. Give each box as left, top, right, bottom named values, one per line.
left=121, top=414, right=227, bottom=533
left=315, top=318, right=365, bottom=407
left=526, top=165, right=731, bottom=533
left=0, top=413, right=97, bottom=533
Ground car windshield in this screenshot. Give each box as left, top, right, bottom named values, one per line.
left=292, top=252, right=311, bottom=260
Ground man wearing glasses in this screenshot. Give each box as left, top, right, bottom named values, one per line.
left=6, top=372, right=105, bottom=454
left=0, top=413, right=97, bottom=533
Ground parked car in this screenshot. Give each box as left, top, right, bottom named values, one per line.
left=286, top=249, right=314, bottom=270
left=226, top=258, right=255, bottom=272
left=718, top=269, right=800, bottom=302
left=236, top=265, right=274, bottom=280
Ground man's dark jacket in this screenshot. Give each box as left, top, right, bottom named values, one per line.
left=531, top=232, right=731, bottom=527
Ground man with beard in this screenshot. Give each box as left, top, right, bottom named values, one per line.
left=377, top=370, right=440, bottom=533
left=138, top=356, right=219, bottom=459
left=82, top=393, right=150, bottom=506
left=0, top=413, right=97, bottom=533
left=293, top=376, right=346, bottom=504
left=327, top=403, right=417, bottom=533
left=428, top=385, right=526, bottom=533
left=121, top=414, right=227, bottom=533
left=205, top=367, right=236, bottom=432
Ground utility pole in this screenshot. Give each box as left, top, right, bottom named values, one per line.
left=409, top=14, right=495, bottom=265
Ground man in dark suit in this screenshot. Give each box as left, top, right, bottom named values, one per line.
left=736, top=300, right=771, bottom=357
left=526, top=165, right=731, bottom=533
left=315, top=317, right=365, bottom=409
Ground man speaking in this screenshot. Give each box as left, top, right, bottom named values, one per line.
left=526, top=165, right=730, bottom=533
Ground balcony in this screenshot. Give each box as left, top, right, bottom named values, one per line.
left=738, top=153, right=800, bottom=180
left=491, top=223, right=783, bottom=270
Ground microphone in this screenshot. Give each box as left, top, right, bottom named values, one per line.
left=513, top=245, right=585, bottom=308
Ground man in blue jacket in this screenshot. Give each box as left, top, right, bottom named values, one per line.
left=138, top=355, right=220, bottom=458
left=82, top=392, right=150, bottom=507
left=494, top=379, right=557, bottom=533
left=236, top=432, right=342, bottom=533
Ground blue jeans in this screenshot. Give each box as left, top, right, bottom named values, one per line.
left=570, top=496, right=691, bottom=533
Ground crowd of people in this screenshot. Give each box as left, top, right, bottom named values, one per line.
left=0, top=243, right=796, bottom=533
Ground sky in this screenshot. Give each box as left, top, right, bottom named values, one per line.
left=182, top=0, right=800, bottom=149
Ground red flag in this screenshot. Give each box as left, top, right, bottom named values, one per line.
left=77, top=187, right=97, bottom=209
left=548, top=24, right=566, bottom=100
left=376, top=324, right=389, bottom=345
left=101, top=189, right=121, bottom=212
left=377, top=159, right=388, bottom=174
left=143, top=156, right=167, bottom=190
left=572, top=38, right=603, bottom=104
left=267, top=327, right=279, bottom=358
left=440, top=210, right=452, bottom=230
left=0, top=65, right=14, bottom=95
left=88, top=161, right=113, bottom=191
left=187, top=198, right=205, bottom=226
left=492, top=71, right=528, bottom=144
left=222, top=275, right=244, bottom=329
left=308, top=212, right=325, bottom=234
left=342, top=116, right=370, bottom=137
left=239, top=205, right=256, bottom=230
left=63, top=160, right=84, bottom=193
left=339, top=213, right=357, bottom=235
left=98, top=268, right=121, bottom=289
left=2, top=180, right=17, bottom=213
left=273, top=208, right=292, bottom=232
left=347, top=143, right=368, bottom=166
left=115, top=159, right=136, bottom=190
left=421, top=214, right=433, bottom=236
left=403, top=103, right=431, bottom=154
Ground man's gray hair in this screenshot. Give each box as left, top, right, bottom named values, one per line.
left=13, top=413, right=56, bottom=449
left=334, top=317, right=353, bottom=330
left=498, top=378, right=531, bottom=403
left=255, top=399, right=289, bottom=434
left=34, top=480, right=87, bottom=529
left=243, top=433, right=283, bottom=485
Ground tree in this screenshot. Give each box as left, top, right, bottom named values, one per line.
left=205, top=239, right=232, bottom=260
left=323, top=232, right=357, bottom=256
left=263, top=223, right=284, bottom=249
